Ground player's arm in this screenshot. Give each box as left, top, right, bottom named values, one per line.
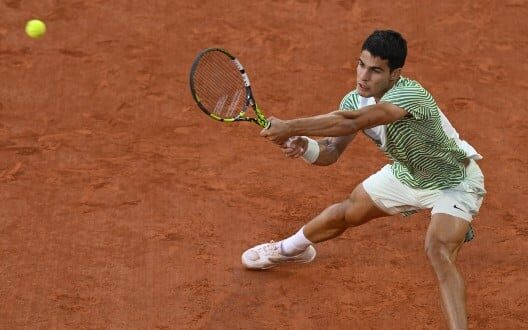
left=313, top=135, right=356, bottom=165
left=290, top=102, right=407, bottom=136
left=262, top=102, right=408, bottom=144
left=283, top=134, right=356, bottom=166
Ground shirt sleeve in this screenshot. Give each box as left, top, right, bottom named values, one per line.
left=380, top=84, right=435, bottom=120
left=339, top=91, right=360, bottom=111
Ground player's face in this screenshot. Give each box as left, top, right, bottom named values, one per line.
left=356, top=50, right=400, bottom=101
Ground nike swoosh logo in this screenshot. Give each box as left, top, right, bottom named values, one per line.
left=453, top=205, right=465, bottom=212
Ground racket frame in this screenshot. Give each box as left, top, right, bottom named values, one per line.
left=189, top=48, right=270, bottom=128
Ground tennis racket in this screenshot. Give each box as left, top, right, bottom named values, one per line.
left=189, top=48, right=270, bottom=129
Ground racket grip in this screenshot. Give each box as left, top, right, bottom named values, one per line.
left=264, top=120, right=271, bottom=129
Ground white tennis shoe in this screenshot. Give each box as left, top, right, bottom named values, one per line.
left=241, top=240, right=316, bottom=270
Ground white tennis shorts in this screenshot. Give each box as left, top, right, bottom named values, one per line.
left=362, top=160, right=486, bottom=222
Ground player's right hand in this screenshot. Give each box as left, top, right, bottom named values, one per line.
left=281, top=136, right=308, bottom=158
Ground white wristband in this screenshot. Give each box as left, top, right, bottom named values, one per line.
left=301, top=137, right=320, bottom=164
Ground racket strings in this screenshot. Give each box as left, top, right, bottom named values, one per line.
left=193, top=52, right=247, bottom=118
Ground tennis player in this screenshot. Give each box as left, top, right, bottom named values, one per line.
left=242, top=30, right=486, bottom=329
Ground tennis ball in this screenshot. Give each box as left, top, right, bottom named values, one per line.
left=25, top=19, right=46, bottom=39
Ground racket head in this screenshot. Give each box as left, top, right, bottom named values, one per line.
left=189, top=48, right=251, bottom=123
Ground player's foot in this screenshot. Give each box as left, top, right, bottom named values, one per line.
left=241, top=240, right=316, bottom=270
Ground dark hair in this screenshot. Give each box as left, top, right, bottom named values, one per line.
left=361, top=30, right=407, bottom=71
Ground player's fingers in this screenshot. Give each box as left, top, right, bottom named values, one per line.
left=287, top=148, right=304, bottom=158
left=281, top=143, right=294, bottom=153
left=284, top=137, right=294, bottom=148
left=282, top=144, right=304, bottom=158
left=294, top=147, right=305, bottom=157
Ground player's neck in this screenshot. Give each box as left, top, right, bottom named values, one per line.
left=374, top=77, right=400, bottom=103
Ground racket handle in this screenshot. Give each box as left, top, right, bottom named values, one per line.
left=264, top=120, right=271, bottom=129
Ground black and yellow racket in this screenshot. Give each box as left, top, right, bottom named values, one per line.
left=189, top=48, right=270, bottom=128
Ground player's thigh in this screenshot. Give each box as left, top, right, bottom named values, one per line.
left=343, top=184, right=391, bottom=226
left=425, top=213, right=469, bottom=262
left=362, top=164, right=422, bottom=215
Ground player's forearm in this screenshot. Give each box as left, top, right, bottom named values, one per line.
left=286, top=111, right=360, bottom=137
left=312, top=139, right=340, bottom=166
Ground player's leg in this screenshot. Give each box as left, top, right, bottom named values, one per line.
left=300, top=163, right=426, bottom=244
left=303, top=183, right=389, bottom=242
left=423, top=159, right=485, bottom=329
left=242, top=164, right=423, bottom=270
left=241, top=184, right=389, bottom=270
left=425, top=214, right=469, bottom=330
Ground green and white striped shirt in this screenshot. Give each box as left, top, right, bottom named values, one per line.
left=340, top=77, right=482, bottom=190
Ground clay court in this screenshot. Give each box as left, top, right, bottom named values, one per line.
left=1, top=0, right=527, bottom=329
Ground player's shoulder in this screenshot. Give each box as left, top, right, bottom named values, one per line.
left=339, top=89, right=361, bottom=111
left=382, top=76, right=432, bottom=102
left=390, top=76, right=429, bottom=94
left=382, top=76, right=439, bottom=119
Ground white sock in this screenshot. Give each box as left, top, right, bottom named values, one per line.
left=280, top=227, right=313, bottom=256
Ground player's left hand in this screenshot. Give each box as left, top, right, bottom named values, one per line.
left=281, top=136, right=307, bottom=158
left=260, top=117, right=292, bottom=145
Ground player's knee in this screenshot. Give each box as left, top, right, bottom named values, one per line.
left=425, top=240, right=453, bottom=278
left=342, top=196, right=364, bottom=227
left=316, top=202, right=349, bottom=230
left=425, top=236, right=446, bottom=260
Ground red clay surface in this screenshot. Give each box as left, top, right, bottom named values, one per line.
left=1, top=1, right=527, bottom=329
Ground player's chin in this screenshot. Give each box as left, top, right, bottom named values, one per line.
left=357, top=89, right=372, bottom=98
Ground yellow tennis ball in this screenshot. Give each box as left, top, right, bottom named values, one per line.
left=25, top=19, right=46, bottom=39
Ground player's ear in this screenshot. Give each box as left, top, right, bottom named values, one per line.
left=390, top=68, right=402, bottom=81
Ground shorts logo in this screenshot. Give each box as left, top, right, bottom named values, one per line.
left=453, top=204, right=465, bottom=212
